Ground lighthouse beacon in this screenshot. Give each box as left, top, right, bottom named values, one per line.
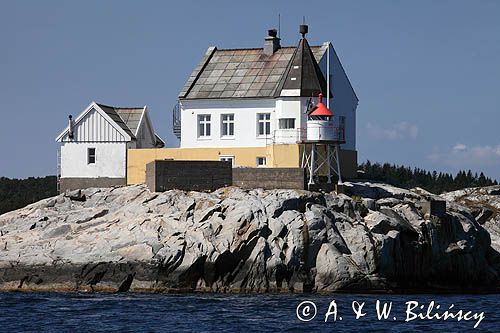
left=307, top=93, right=336, bottom=141
left=301, top=92, right=346, bottom=191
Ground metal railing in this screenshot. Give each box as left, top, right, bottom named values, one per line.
left=172, top=101, right=181, bottom=139
left=272, top=125, right=345, bottom=144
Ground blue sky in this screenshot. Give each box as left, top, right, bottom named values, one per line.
left=1, top=0, right=499, bottom=180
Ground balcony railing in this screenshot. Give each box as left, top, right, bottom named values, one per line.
left=172, top=101, right=181, bottom=139
left=272, top=125, right=345, bottom=144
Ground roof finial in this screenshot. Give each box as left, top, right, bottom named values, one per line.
left=318, top=92, right=323, bottom=104
left=299, top=23, right=308, bottom=38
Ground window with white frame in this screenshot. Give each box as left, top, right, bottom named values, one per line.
left=257, top=113, right=271, bottom=136
left=278, top=118, right=295, bottom=129
left=221, top=114, right=234, bottom=137
left=256, top=157, right=266, bottom=167
left=219, top=155, right=234, bottom=166
left=87, top=148, right=96, bottom=164
left=198, top=114, right=211, bottom=137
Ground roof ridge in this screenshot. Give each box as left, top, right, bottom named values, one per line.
left=216, top=45, right=323, bottom=51
left=96, top=102, right=144, bottom=110
left=95, top=103, right=136, bottom=139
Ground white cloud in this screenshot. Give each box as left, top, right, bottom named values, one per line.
left=452, top=143, right=467, bottom=152
left=427, top=143, right=500, bottom=167
left=366, top=121, right=418, bottom=140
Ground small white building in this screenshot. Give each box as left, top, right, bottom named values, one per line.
left=55, top=101, right=164, bottom=191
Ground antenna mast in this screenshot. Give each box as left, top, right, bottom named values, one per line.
left=278, top=13, right=281, bottom=38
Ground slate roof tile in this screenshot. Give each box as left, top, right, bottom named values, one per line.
left=179, top=44, right=328, bottom=99
left=96, top=103, right=146, bottom=138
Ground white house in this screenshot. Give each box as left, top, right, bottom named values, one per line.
left=173, top=26, right=358, bottom=173
left=55, top=101, right=164, bottom=191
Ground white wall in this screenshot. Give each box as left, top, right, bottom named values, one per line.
left=180, top=93, right=351, bottom=147
left=274, top=97, right=311, bottom=143
left=60, top=142, right=127, bottom=178
left=179, top=99, right=277, bottom=148
left=317, top=43, right=358, bottom=151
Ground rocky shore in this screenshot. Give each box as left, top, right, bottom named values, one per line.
left=0, top=182, right=499, bottom=293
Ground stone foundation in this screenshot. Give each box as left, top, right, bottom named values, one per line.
left=60, top=177, right=126, bottom=192
left=233, top=168, right=305, bottom=190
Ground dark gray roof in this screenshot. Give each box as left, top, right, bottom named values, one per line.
left=179, top=44, right=327, bottom=99
left=277, top=38, right=330, bottom=97
left=96, top=103, right=145, bottom=139
left=115, top=108, right=144, bottom=135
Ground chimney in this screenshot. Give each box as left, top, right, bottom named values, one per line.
left=68, top=115, right=74, bottom=140
left=263, top=28, right=280, bottom=56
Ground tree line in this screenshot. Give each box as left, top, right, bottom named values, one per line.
left=0, top=176, right=58, bottom=215
left=358, top=161, right=498, bottom=194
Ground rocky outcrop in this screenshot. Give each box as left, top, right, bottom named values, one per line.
left=441, top=185, right=500, bottom=278
left=0, top=183, right=499, bottom=293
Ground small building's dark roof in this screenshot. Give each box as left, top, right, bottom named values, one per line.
left=179, top=44, right=328, bottom=100
left=114, top=108, right=144, bottom=135
left=96, top=103, right=145, bottom=139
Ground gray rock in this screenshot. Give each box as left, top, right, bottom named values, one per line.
left=0, top=183, right=498, bottom=293
left=362, top=198, right=377, bottom=211
left=473, top=208, right=494, bottom=225
left=376, top=197, right=402, bottom=208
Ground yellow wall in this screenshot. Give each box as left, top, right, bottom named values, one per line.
left=128, top=145, right=301, bottom=184
left=127, top=145, right=357, bottom=185
left=267, top=144, right=301, bottom=168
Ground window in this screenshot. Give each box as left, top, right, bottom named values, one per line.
left=87, top=148, right=96, bottom=164
left=219, top=155, right=234, bottom=166
left=257, top=113, right=271, bottom=136
left=198, top=114, right=211, bottom=137
left=221, top=114, right=234, bottom=137
left=278, top=118, right=295, bottom=129
left=256, top=157, right=266, bottom=167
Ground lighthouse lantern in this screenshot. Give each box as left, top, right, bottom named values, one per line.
left=306, top=93, right=336, bottom=141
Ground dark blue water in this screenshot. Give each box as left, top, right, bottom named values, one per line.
left=0, top=293, right=497, bottom=332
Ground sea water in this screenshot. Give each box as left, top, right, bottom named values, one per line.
left=0, top=293, right=497, bottom=332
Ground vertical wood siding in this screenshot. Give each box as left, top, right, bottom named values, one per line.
left=62, top=108, right=127, bottom=142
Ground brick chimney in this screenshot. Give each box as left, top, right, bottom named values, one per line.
left=263, top=29, right=280, bottom=56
